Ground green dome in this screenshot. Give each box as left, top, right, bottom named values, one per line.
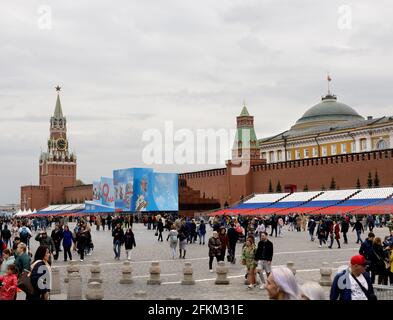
left=292, top=94, right=364, bottom=129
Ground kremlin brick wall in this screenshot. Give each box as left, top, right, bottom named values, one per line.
left=180, top=149, right=393, bottom=207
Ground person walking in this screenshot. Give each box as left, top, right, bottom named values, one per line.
left=227, top=223, right=239, bottom=264
left=124, top=228, right=136, bottom=261
left=316, top=220, right=327, bottom=248
left=208, top=231, right=221, bottom=272
left=198, top=220, right=206, bottom=245
left=112, top=223, right=124, bottom=260
left=167, top=225, right=178, bottom=259
left=255, top=232, right=273, bottom=290
left=307, top=217, right=316, bottom=241
left=329, top=220, right=341, bottom=249
left=241, top=235, right=257, bottom=289
left=218, top=227, right=228, bottom=262
left=178, top=223, right=188, bottom=259
left=352, top=219, right=364, bottom=244
left=1, top=225, right=12, bottom=248
left=18, top=223, right=32, bottom=249
left=51, top=224, right=64, bottom=261
left=76, top=226, right=89, bottom=262
left=341, top=217, right=349, bottom=244
left=157, top=218, right=164, bottom=242
left=270, top=215, right=278, bottom=238
left=62, top=225, right=73, bottom=262
left=330, top=255, right=376, bottom=300
left=370, top=237, right=388, bottom=285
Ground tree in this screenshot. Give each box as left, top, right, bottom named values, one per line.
left=276, top=181, right=282, bottom=193
left=224, top=201, right=229, bottom=208
left=367, top=172, right=373, bottom=188
left=373, top=171, right=380, bottom=187
left=268, top=180, right=273, bottom=193
left=321, top=185, right=326, bottom=191
left=303, top=185, right=309, bottom=191
left=76, top=179, right=84, bottom=186
left=356, top=178, right=361, bottom=189
left=329, top=178, right=336, bottom=190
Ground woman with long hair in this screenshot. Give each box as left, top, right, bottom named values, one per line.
left=241, top=235, right=257, bottom=289
left=27, top=245, right=51, bottom=300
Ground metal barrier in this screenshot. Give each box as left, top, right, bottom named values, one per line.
left=374, top=284, right=393, bottom=300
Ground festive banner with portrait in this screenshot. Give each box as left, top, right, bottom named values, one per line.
left=113, top=168, right=134, bottom=212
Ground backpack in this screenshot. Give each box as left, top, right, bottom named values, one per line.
left=20, top=227, right=29, bottom=240
left=170, top=234, right=178, bottom=243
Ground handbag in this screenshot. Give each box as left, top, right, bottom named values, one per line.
left=155, top=231, right=158, bottom=236
left=17, top=270, right=35, bottom=296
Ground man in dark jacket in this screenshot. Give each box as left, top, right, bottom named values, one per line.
left=112, top=224, right=124, bottom=260
left=341, top=218, right=349, bottom=244
left=1, top=225, right=12, bottom=248
left=359, top=232, right=375, bottom=271
left=157, top=218, right=164, bottom=242
left=270, top=215, right=278, bottom=238
left=255, top=232, right=273, bottom=289
left=307, top=217, right=316, bottom=241
left=51, top=224, right=64, bottom=261
left=330, top=254, right=376, bottom=300
left=352, top=219, right=364, bottom=244
left=227, top=223, right=239, bottom=263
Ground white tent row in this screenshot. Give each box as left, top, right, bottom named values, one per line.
left=14, top=208, right=37, bottom=217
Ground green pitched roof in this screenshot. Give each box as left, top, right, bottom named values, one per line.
left=54, top=94, right=63, bottom=118
left=240, top=106, right=250, bottom=116
left=232, top=127, right=258, bottom=149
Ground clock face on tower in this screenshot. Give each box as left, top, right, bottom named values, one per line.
left=56, top=138, right=67, bottom=151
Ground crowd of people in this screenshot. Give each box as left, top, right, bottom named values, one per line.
left=0, top=212, right=393, bottom=300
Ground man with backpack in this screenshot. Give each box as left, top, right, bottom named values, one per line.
left=18, top=223, right=32, bottom=249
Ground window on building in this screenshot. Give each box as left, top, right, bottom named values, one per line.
left=286, top=150, right=291, bottom=160
left=269, top=151, right=274, bottom=162
left=261, top=152, right=267, bottom=159
left=351, top=142, right=355, bottom=152
left=341, top=143, right=347, bottom=154
left=295, top=149, right=300, bottom=160
left=331, top=144, right=337, bottom=155
left=277, top=150, right=282, bottom=162
left=322, top=146, right=327, bottom=157
left=360, top=138, right=367, bottom=151
left=304, top=148, right=309, bottom=158
left=312, top=147, right=318, bottom=157
left=377, top=139, right=387, bottom=150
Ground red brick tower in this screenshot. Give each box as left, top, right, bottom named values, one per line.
left=39, top=86, right=77, bottom=204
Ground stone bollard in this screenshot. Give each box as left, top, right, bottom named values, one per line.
left=51, top=267, right=61, bottom=294
left=119, top=261, right=133, bottom=284
left=134, top=291, right=147, bottom=300
left=319, top=262, right=332, bottom=286
left=166, top=296, right=181, bottom=300
left=88, top=260, right=103, bottom=283
left=67, top=272, right=82, bottom=300
left=215, top=261, right=230, bottom=285
left=64, top=260, right=80, bottom=283
left=147, top=262, right=162, bottom=285
left=85, top=281, right=104, bottom=300
left=181, top=263, right=195, bottom=285
left=286, top=261, right=296, bottom=276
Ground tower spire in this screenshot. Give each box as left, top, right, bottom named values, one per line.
left=54, top=86, right=63, bottom=118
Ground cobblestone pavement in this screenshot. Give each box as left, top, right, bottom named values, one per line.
left=20, top=222, right=390, bottom=300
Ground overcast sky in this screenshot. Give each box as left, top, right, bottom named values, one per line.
left=1, top=0, right=393, bottom=204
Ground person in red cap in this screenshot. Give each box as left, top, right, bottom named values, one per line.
left=330, top=254, right=376, bottom=300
